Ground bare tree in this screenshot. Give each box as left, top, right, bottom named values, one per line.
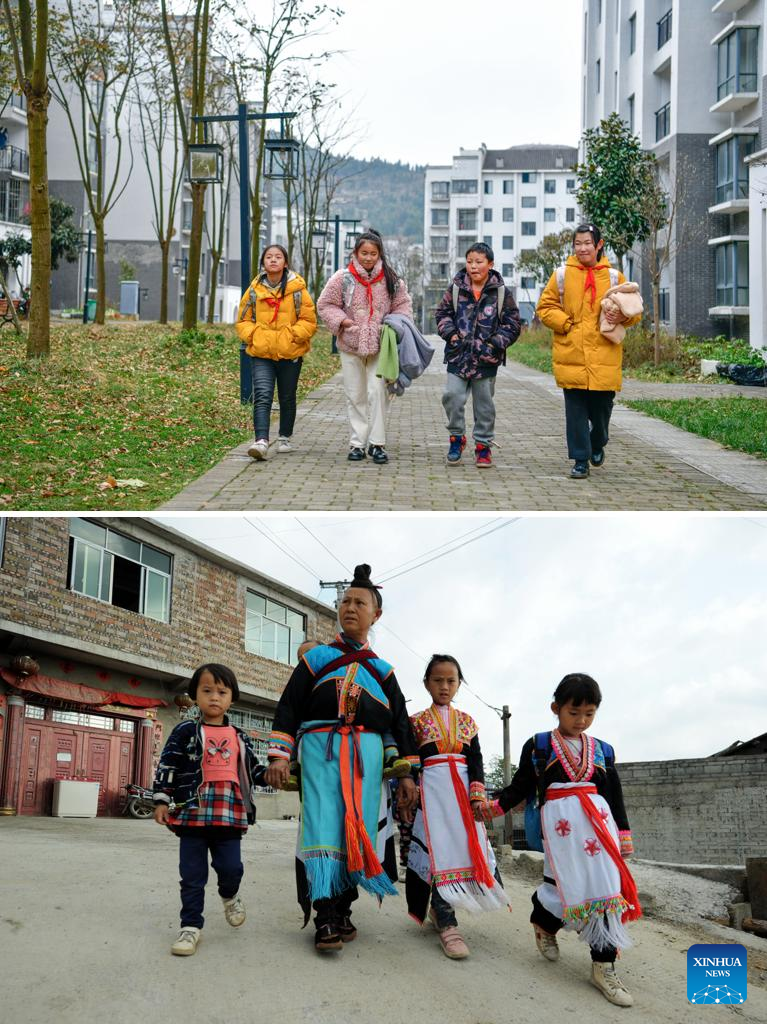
left=203, top=126, right=234, bottom=323
left=1, top=0, right=52, bottom=356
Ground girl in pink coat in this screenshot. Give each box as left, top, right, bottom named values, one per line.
left=317, top=229, right=413, bottom=464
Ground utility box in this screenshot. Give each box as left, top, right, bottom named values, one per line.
left=120, top=280, right=140, bottom=317
left=52, top=780, right=100, bottom=818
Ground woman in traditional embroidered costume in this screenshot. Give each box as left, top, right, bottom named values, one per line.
left=485, top=673, right=641, bottom=1007
left=406, top=655, right=510, bottom=959
left=265, top=564, right=419, bottom=952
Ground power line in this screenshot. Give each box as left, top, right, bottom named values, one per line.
left=242, top=516, right=323, bottom=580
left=378, top=518, right=505, bottom=579
left=296, top=517, right=352, bottom=576
left=378, top=519, right=519, bottom=584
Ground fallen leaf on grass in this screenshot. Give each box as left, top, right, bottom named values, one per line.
left=97, top=475, right=118, bottom=491
left=115, top=478, right=146, bottom=488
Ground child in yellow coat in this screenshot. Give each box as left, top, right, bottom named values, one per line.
left=236, top=245, right=317, bottom=460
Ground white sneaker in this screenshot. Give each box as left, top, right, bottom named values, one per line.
left=247, top=438, right=269, bottom=460
left=533, top=925, right=560, bottom=962
left=222, top=893, right=246, bottom=927
left=590, top=962, right=634, bottom=1007
left=171, top=926, right=201, bottom=956
left=276, top=436, right=293, bottom=453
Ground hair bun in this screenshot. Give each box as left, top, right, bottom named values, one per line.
left=366, top=228, right=382, bottom=239
left=353, top=563, right=372, bottom=583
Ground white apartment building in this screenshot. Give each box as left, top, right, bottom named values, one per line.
left=582, top=0, right=766, bottom=347
left=423, top=144, right=579, bottom=327
left=0, top=90, right=31, bottom=295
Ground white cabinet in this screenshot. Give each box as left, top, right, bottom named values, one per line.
left=52, top=780, right=100, bottom=817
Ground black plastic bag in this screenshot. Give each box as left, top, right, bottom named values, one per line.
left=716, top=363, right=767, bottom=387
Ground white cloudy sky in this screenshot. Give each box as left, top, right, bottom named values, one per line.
left=154, top=513, right=767, bottom=768
left=290, top=0, right=583, bottom=165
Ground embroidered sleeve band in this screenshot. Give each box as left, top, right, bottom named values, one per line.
left=268, top=730, right=295, bottom=761
left=619, top=830, right=634, bottom=856
left=469, top=781, right=487, bottom=800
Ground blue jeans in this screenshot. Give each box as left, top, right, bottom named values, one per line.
left=178, top=828, right=244, bottom=928
left=251, top=356, right=303, bottom=440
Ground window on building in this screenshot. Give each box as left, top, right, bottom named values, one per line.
left=68, top=519, right=172, bottom=622
left=658, top=289, right=670, bottom=322
left=430, top=262, right=449, bottom=278
left=431, top=181, right=450, bottom=199
left=0, top=179, right=29, bottom=224
left=182, top=199, right=193, bottom=231
left=717, top=28, right=759, bottom=101
left=484, top=180, right=493, bottom=195
left=657, top=9, right=672, bottom=50
left=502, top=179, right=514, bottom=194
left=457, top=208, right=478, bottom=231
left=521, top=172, right=538, bottom=184
left=544, top=208, right=556, bottom=222
left=483, top=235, right=493, bottom=248
left=655, top=101, right=671, bottom=142
left=245, top=591, right=306, bottom=665
left=217, top=261, right=226, bottom=285
left=502, top=236, right=514, bottom=250
left=629, top=13, right=636, bottom=54
left=544, top=179, right=556, bottom=194
left=430, top=235, right=449, bottom=254
left=228, top=708, right=273, bottom=760
left=521, top=222, right=537, bottom=236
left=566, top=178, right=576, bottom=191
left=502, top=263, right=514, bottom=276
left=597, top=0, right=602, bottom=24
left=628, top=94, right=635, bottom=133
left=596, top=59, right=601, bottom=94
left=566, top=208, right=576, bottom=223
left=715, top=242, right=749, bottom=306
left=25, top=705, right=45, bottom=720
left=626, top=256, right=634, bottom=279
left=520, top=276, right=537, bottom=289
left=452, top=179, right=478, bottom=195
left=484, top=208, right=493, bottom=222
left=521, top=196, right=537, bottom=208
left=502, top=208, right=514, bottom=222
left=715, top=136, right=757, bottom=204
left=431, top=208, right=449, bottom=226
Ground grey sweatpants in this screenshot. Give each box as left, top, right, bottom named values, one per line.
left=442, top=373, right=496, bottom=446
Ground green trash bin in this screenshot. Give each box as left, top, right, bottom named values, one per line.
left=85, top=300, right=97, bottom=321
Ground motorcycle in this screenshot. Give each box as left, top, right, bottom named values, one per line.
left=122, top=782, right=155, bottom=819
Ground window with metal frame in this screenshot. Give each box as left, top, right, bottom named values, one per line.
left=715, top=242, right=749, bottom=306
left=544, top=208, right=556, bottom=222
left=431, top=182, right=450, bottom=199
left=502, top=179, right=514, bottom=194
left=655, top=101, right=671, bottom=142
left=245, top=591, right=306, bottom=666
left=717, top=28, right=759, bottom=101
left=521, top=222, right=537, bottom=236
left=715, top=136, right=756, bottom=204
left=67, top=518, right=172, bottom=623
left=657, top=10, right=672, bottom=50
left=457, top=208, right=478, bottom=231
left=452, top=179, right=478, bottom=195
left=431, top=208, right=449, bottom=226
left=544, top=179, right=556, bottom=194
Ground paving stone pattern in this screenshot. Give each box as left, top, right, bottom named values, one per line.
left=162, top=340, right=767, bottom=512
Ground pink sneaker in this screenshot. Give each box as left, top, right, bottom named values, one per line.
left=429, top=907, right=469, bottom=959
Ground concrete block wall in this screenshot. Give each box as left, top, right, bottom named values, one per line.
left=619, top=755, right=767, bottom=865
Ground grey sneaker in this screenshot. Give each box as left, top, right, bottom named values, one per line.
left=277, top=437, right=293, bottom=453
left=222, top=893, right=246, bottom=927
left=248, top=438, right=269, bottom=460
left=590, top=962, right=634, bottom=1007
left=171, top=926, right=201, bottom=956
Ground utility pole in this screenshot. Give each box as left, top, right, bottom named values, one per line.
left=501, top=704, right=513, bottom=846
left=319, top=579, right=350, bottom=609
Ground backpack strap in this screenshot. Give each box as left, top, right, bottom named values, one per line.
left=497, top=284, right=505, bottom=323
left=556, top=265, right=566, bottom=305
left=452, top=282, right=459, bottom=312
left=342, top=271, right=356, bottom=311
left=532, top=731, right=552, bottom=804
left=293, top=289, right=302, bottom=318
left=246, top=286, right=258, bottom=322
left=608, top=268, right=619, bottom=289
left=596, top=738, right=615, bottom=767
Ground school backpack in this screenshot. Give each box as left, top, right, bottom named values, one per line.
left=244, top=284, right=302, bottom=323
left=523, top=731, right=615, bottom=853
left=341, top=269, right=400, bottom=312
left=555, top=265, right=619, bottom=305
left=451, top=282, right=506, bottom=322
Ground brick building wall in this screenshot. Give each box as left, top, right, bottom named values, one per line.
left=618, top=755, right=767, bottom=865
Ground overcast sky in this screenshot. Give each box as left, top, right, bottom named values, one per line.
left=154, top=514, right=767, bottom=768
left=298, top=0, right=583, bottom=165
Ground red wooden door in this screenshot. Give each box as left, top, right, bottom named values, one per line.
left=85, top=734, right=112, bottom=816
left=18, top=724, right=46, bottom=815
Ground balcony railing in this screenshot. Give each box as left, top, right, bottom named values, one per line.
left=0, top=145, right=30, bottom=175
left=657, top=10, right=672, bottom=49
left=655, top=102, right=671, bottom=142
left=6, top=92, right=27, bottom=113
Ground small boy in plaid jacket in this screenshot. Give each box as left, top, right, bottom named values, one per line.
left=153, top=663, right=266, bottom=957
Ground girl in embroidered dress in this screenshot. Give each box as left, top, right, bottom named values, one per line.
left=153, top=664, right=266, bottom=957
left=316, top=229, right=413, bottom=464
left=484, top=673, right=641, bottom=1007
left=407, top=655, right=510, bottom=959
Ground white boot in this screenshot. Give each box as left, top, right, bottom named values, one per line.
left=222, top=893, right=246, bottom=927
left=590, top=961, right=634, bottom=1007
left=171, top=926, right=201, bottom=956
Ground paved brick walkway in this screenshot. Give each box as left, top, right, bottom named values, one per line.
left=161, top=340, right=767, bottom=511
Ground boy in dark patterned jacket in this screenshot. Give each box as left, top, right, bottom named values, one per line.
left=435, top=242, right=520, bottom=468
left=153, top=663, right=266, bottom=957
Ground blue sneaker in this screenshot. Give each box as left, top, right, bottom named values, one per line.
left=447, top=434, right=466, bottom=464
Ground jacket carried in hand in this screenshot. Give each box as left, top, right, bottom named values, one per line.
left=153, top=717, right=266, bottom=825
left=316, top=255, right=413, bottom=358
left=536, top=255, right=641, bottom=392
left=434, top=268, right=521, bottom=380
left=235, top=270, right=317, bottom=361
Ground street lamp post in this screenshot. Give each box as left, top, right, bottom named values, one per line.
left=191, top=106, right=298, bottom=402
left=312, top=214, right=362, bottom=353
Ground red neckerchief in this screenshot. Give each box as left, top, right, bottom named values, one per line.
left=264, top=296, right=282, bottom=323
left=348, top=262, right=385, bottom=319
left=575, top=263, right=603, bottom=306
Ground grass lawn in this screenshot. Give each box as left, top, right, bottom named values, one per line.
left=0, top=321, right=339, bottom=511
left=624, top=396, right=767, bottom=459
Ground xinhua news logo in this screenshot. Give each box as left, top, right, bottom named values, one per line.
left=687, top=943, right=747, bottom=1005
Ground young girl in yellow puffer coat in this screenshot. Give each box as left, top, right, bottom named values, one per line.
left=236, top=245, right=317, bottom=460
